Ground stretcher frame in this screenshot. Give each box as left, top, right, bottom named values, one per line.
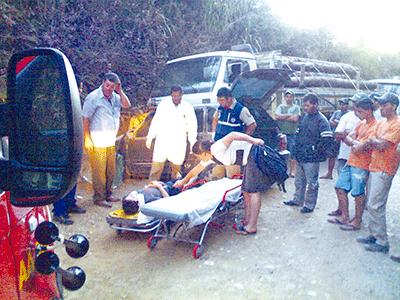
left=146, top=178, right=243, bottom=259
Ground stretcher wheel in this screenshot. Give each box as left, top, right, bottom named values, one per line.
left=192, top=244, right=203, bottom=259
left=116, top=229, right=123, bottom=235
left=147, top=236, right=158, bottom=249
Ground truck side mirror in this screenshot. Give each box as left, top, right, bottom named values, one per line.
left=0, top=48, right=83, bottom=206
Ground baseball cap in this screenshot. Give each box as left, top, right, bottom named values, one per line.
left=350, top=92, right=369, bottom=102
left=285, top=89, right=294, bottom=96
left=368, top=92, right=381, bottom=101
left=338, top=98, right=350, bottom=104
left=376, top=92, right=399, bottom=106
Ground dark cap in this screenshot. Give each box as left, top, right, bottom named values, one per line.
left=376, top=92, right=399, bottom=106
left=350, top=92, right=369, bottom=102
left=368, top=92, right=381, bottom=101
left=285, top=89, right=294, bottom=96
left=338, top=98, right=350, bottom=104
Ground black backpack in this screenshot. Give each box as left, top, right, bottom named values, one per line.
left=254, top=145, right=289, bottom=192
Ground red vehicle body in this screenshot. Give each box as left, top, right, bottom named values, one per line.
left=0, top=48, right=86, bottom=299
left=0, top=192, right=60, bottom=299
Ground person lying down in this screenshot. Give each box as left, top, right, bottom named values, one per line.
left=121, top=165, right=216, bottom=223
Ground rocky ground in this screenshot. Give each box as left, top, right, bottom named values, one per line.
left=57, top=163, right=400, bottom=300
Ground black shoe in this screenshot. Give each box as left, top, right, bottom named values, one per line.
left=365, top=243, right=389, bottom=253
left=356, top=235, right=376, bottom=244
left=300, top=207, right=313, bottom=214
left=53, top=215, right=74, bottom=225
left=67, top=204, right=86, bottom=214
left=283, top=200, right=301, bottom=207
left=390, top=255, right=400, bottom=263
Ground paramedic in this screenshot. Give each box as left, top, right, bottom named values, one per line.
left=146, top=86, right=197, bottom=180
left=212, top=87, right=256, bottom=177
left=83, top=72, right=131, bottom=208
left=174, top=132, right=268, bottom=235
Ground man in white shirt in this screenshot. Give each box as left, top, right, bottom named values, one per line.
left=146, top=86, right=197, bottom=180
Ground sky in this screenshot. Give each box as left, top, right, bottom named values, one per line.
left=267, top=0, right=400, bottom=54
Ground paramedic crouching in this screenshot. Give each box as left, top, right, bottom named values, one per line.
left=173, top=132, right=268, bottom=235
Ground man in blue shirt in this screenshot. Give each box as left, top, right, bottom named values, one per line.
left=82, top=72, right=131, bottom=207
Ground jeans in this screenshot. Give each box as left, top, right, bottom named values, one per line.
left=366, top=171, right=395, bottom=247
left=293, top=162, right=320, bottom=210
left=53, top=185, right=77, bottom=217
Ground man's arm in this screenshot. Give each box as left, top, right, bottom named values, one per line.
left=274, top=105, right=289, bottom=120
left=148, top=181, right=169, bottom=198
left=245, top=122, right=256, bottom=135
left=83, top=117, right=93, bottom=151
left=115, top=83, right=131, bottom=108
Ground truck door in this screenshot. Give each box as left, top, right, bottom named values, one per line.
left=0, top=191, right=19, bottom=299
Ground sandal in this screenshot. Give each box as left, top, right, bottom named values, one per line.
left=235, top=224, right=257, bottom=235
left=327, top=209, right=342, bottom=217
left=339, top=224, right=360, bottom=231
left=327, top=218, right=347, bottom=225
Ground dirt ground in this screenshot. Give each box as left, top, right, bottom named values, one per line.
left=57, top=163, right=400, bottom=300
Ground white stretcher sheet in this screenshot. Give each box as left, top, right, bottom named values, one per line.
left=140, top=178, right=242, bottom=228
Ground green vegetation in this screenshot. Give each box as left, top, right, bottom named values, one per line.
left=1, top=0, right=399, bottom=103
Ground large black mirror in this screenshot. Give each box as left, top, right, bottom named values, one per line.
left=0, top=48, right=82, bottom=206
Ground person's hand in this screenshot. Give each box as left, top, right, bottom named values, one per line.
left=146, top=138, right=152, bottom=149
left=84, top=136, right=94, bottom=152
left=253, top=138, right=264, bottom=146
left=173, top=180, right=185, bottom=188
left=115, top=82, right=122, bottom=94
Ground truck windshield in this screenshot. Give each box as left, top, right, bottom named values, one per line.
left=151, top=56, right=222, bottom=97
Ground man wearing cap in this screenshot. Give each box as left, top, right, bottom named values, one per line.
left=369, top=93, right=384, bottom=121
left=283, top=93, right=334, bottom=213
left=356, top=92, right=400, bottom=253
left=275, top=90, right=301, bottom=177
left=320, top=98, right=350, bottom=179
left=212, top=87, right=256, bottom=177
left=328, top=96, right=377, bottom=230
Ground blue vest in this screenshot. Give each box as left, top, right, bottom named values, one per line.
left=214, top=102, right=245, bottom=141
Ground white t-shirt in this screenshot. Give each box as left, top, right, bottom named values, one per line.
left=210, top=140, right=252, bottom=166
left=335, top=111, right=360, bottom=160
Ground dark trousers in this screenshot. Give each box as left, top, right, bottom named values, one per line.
left=89, top=146, right=116, bottom=201
left=53, top=185, right=77, bottom=216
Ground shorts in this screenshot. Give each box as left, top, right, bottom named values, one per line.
left=335, top=164, right=369, bottom=197
left=242, top=145, right=273, bottom=193
left=286, top=134, right=296, bottom=158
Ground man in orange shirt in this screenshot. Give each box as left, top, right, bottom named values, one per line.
left=356, top=92, right=400, bottom=253
left=328, top=97, right=377, bottom=231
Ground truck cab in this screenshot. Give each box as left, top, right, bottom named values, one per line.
left=0, top=48, right=88, bottom=299
left=150, top=50, right=257, bottom=105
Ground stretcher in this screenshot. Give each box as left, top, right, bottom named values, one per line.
left=105, top=179, right=207, bottom=234
left=142, top=177, right=243, bottom=259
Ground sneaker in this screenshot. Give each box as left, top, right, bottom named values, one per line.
left=356, top=235, right=376, bottom=244
left=53, top=215, right=74, bottom=225
left=67, top=205, right=86, bottom=214
left=283, top=200, right=301, bottom=206
left=300, top=207, right=314, bottom=214
left=364, top=243, right=389, bottom=253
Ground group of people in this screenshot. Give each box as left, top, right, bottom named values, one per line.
left=53, top=72, right=400, bottom=263
left=278, top=89, right=400, bottom=260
